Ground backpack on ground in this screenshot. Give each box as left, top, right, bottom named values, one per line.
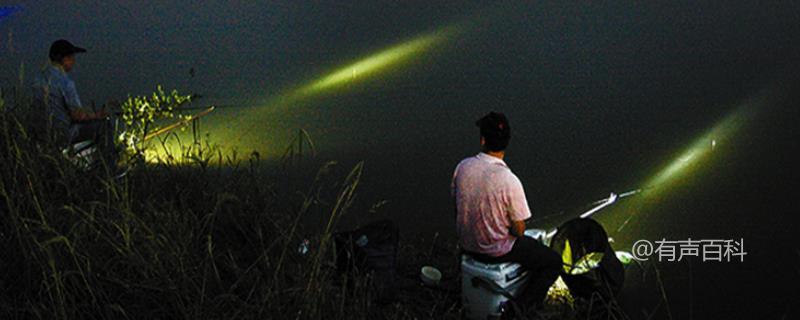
left=333, top=219, right=399, bottom=303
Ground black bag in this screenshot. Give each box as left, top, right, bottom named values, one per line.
left=549, top=218, right=625, bottom=301
left=333, top=219, right=399, bottom=303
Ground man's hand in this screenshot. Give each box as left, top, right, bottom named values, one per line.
left=70, top=108, right=108, bottom=122
left=510, top=219, right=526, bottom=238
left=95, top=108, right=109, bottom=118
left=70, top=109, right=93, bottom=122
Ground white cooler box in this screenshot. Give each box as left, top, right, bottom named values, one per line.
left=461, top=229, right=547, bottom=320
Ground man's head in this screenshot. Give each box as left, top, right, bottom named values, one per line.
left=49, top=39, right=86, bottom=72
left=476, top=111, right=511, bottom=152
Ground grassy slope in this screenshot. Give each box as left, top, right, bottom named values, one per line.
left=0, top=99, right=635, bottom=319
left=0, top=101, right=462, bottom=319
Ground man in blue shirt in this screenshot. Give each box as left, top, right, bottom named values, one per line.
left=32, top=40, right=114, bottom=158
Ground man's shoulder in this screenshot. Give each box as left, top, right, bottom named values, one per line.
left=455, top=155, right=478, bottom=170
left=456, top=155, right=477, bottom=166
left=34, top=66, right=70, bottom=86
left=488, top=164, right=522, bottom=189
left=502, top=170, right=523, bottom=186
left=455, top=155, right=516, bottom=179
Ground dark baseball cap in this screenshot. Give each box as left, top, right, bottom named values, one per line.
left=49, top=39, right=87, bottom=61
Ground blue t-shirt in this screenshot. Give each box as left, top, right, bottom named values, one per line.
left=31, top=63, right=83, bottom=132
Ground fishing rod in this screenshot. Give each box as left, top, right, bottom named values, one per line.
left=143, top=106, right=216, bottom=141
left=541, top=188, right=644, bottom=242
left=177, top=103, right=254, bottom=111
left=588, top=189, right=642, bottom=207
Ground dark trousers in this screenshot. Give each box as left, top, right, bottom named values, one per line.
left=468, top=236, right=562, bottom=307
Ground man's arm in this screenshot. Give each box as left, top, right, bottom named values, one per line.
left=64, top=78, right=107, bottom=122
left=70, top=108, right=107, bottom=122
left=506, top=175, right=532, bottom=238
left=452, top=163, right=460, bottom=219
left=510, top=219, right=526, bottom=238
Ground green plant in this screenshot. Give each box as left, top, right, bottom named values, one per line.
left=118, top=85, right=192, bottom=154
left=281, top=128, right=317, bottom=169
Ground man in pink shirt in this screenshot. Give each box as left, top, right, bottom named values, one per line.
left=453, top=111, right=561, bottom=308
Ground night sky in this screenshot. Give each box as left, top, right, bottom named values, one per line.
left=3, top=1, right=799, bottom=318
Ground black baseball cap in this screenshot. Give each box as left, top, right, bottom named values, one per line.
left=49, top=39, right=87, bottom=62
left=476, top=111, right=511, bottom=151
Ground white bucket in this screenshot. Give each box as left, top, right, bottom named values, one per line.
left=461, top=255, right=528, bottom=319
left=460, top=229, right=546, bottom=320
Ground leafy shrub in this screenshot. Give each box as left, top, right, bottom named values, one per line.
left=118, top=85, right=191, bottom=154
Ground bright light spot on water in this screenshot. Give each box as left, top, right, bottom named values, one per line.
left=646, top=114, right=739, bottom=189
left=642, top=92, right=767, bottom=196
left=143, top=147, right=188, bottom=165
left=590, top=88, right=780, bottom=243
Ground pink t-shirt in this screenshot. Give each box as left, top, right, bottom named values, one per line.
left=452, top=153, right=532, bottom=257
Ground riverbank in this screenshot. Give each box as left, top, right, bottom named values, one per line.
left=1, top=106, right=647, bottom=319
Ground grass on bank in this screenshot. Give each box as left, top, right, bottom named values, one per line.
left=1, top=105, right=386, bottom=319
left=0, top=89, right=651, bottom=319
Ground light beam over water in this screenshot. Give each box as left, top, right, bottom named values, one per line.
left=294, top=28, right=453, bottom=97
left=144, top=25, right=458, bottom=163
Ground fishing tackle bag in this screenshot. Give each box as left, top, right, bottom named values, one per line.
left=333, top=219, right=399, bottom=302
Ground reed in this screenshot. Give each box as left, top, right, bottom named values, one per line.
left=0, top=89, right=648, bottom=319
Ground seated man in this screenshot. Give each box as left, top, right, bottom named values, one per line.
left=452, top=111, right=562, bottom=308
left=31, top=39, right=114, bottom=163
